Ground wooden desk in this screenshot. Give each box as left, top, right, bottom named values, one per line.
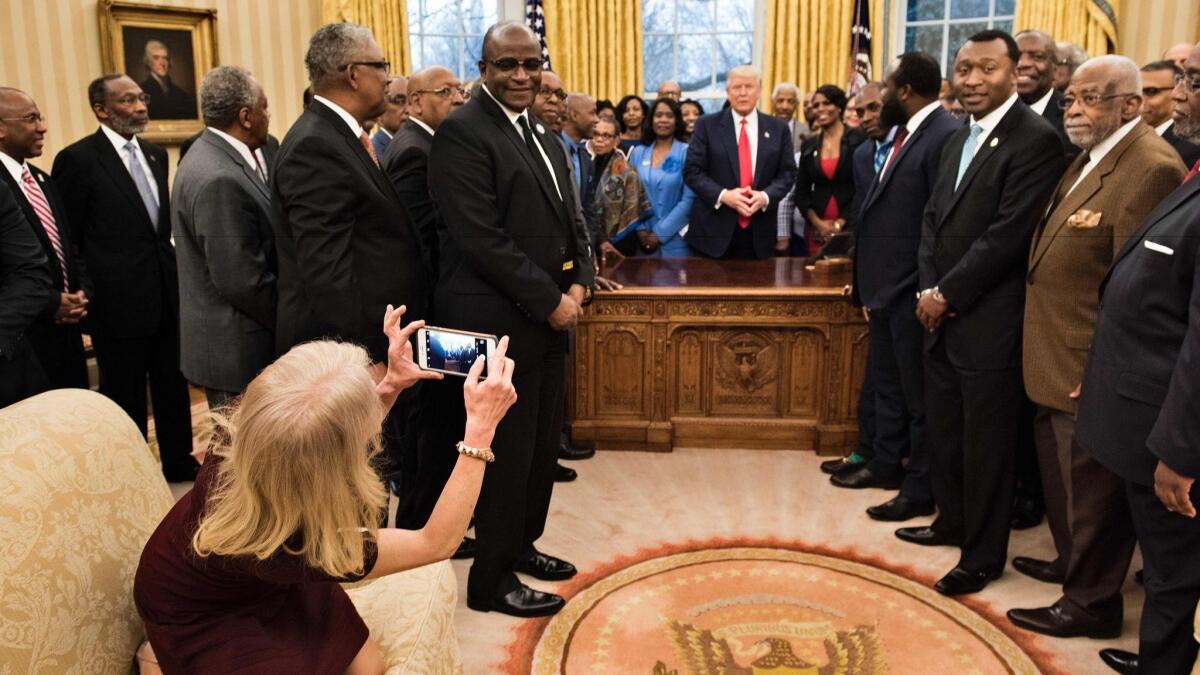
left=568, top=257, right=868, bottom=453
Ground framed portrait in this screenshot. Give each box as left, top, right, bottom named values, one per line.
left=98, top=0, right=218, bottom=143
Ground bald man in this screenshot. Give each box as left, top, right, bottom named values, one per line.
left=657, top=80, right=681, bottom=101
left=1163, top=42, right=1193, bottom=70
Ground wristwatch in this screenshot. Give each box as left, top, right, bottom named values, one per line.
left=581, top=285, right=595, bottom=306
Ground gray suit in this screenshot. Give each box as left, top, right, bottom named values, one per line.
left=172, top=129, right=278, bottom=397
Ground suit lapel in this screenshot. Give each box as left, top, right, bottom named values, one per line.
left=532, top=121, right=574, bottom=226
left=938, top=103, right=1022, bottom=227
left=718, top=111, right=741, bottom=182
left=203, top=131, right=272, bottom=201
left=865, top=110, right=942, bottom=212
left=478, top=94, right=567, bottom=220
left=91, top=130, right=157, bottom=233
left=0, top=168, right=55, bottom=253
left=752, top=112, right=772, bottom=189
left=309, top=103, right=398, bottom=202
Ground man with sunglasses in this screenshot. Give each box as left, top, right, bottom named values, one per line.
left=1141, top=60, right=1200, bottom=168
left=428, top=20, right=593, bottom=618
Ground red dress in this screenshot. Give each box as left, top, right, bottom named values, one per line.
left=134, top=455, right=378, bottom=674
left=807, top=156, right=841, bottom=256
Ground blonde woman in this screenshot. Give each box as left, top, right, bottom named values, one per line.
left=134, top=306, right=517, bottom=675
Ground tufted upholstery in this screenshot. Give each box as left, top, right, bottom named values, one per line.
left=0, top=389, right=461, bottom=674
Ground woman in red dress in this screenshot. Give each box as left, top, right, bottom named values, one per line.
left=792, top=84, right=867, bottom=256
left=134, top=306, right=517, bottom=674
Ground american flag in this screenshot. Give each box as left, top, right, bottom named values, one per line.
left=524, top=0, right=552, bottom=70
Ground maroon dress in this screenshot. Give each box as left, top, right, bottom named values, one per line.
left=134, top=455, right=378, bottom=674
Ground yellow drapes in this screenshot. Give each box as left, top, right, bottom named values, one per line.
left=321, top=0, right=411, bottom=75
left=542, top=0, right=643, bottom=103
left=761, top=0, right=887, bottom=109
left=1014, top=0, right=1119, bottom=56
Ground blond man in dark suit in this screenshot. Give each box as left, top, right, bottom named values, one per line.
left=1008, top=55, right=1186, bottom=639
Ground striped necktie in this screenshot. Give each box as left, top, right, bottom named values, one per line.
left=20, top=165, right=68, bottom=291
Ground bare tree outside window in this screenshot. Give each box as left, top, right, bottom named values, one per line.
left=903, top=0, right=1015, bottom=75
left=408, top=0, right=499, bottom=80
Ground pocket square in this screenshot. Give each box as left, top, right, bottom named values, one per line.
left=1067, top=209, right=1102, bottom=229
left=1144, top=240, right=1174, bottom=255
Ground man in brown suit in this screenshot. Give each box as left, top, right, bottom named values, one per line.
left=1007, top=55, right=1187, bottom=638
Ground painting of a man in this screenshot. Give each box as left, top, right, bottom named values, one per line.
left=121, top=27, right=198, bottom=121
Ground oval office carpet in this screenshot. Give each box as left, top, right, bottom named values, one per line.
left=513, top=542, right=1049, bottom=674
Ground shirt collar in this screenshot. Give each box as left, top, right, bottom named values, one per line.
left=1084, top=117, right=1142, bottom=166
left=905, top=100, right=943, bottom=135
left=732, top=109, right=757, bottom=128
left=100, top=123, right=139, bottom=156
left=0, top=151, right=25, bottom=184
left=481, top=82, right=528, bottom=128
left=408, top=116, right=435, bottom=137
left=970, top=92, right=1019, bottom=136
left=314, top=95, right=365, bottom=138
left=206, top=127, right=259, bottom=169
left=1155, top=119, right=1173, bottom=136
left=1028, top=88, right=1055, bottom=116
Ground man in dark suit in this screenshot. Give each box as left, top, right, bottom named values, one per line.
left=1016, top=30, right=1079, bottom=160
left=839, top=54, right=959, bottom=524
left=0, top=88, right=90, bottom=391
left=173, top=66, right=278, bottom=409
left=897, top=30, right=1066, bottom=596
left=0, top=183, right=51, bottom=408
left=371, top=75, right=408, bottom=159
left=428, top=21, right=593, bottom=617
left=1077, top=42, right=1200, bottom=675
left=684, top=65, right=796, bottom=259
left=1141, top=59, right=1200, bottom=168
left=138, top=40, right=197, bottom=121
left=53, top=74, right=194, bottom=482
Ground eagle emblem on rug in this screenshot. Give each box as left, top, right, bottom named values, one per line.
left=656, top=619, right=885, bottom=675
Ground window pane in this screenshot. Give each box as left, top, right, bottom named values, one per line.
left=905, top=24, right=945, bottom=71
left=408, top=0, right=423, bottom=31
left=948, top=21, right=989, bottom=68
left=462, top=34, right=484, bottom=80
left=460, top=0, right=497, bottom=34
left=699, top=98, right=725, bottom=115
left=714, top=32, right=753, bottom=87
left=643, top=34, right=676, bottom=94
left=677, top=0, right=715, bottom=33
left=644, top=0, right=675, bottom=33
left=421, top=2, right=459, bottom=33
left=995, top=0, right=1016, bottom=16
left=993, top=18, right=1013, bottom=33
left=678, top=33, right=714, bottom=91
left=715, top=0, right=753, bottom=34
left=421, top=35, right=458, bottom=74
left=906, top=0, right=945, bottom=22
left=950, top=0, right=989, bottom=19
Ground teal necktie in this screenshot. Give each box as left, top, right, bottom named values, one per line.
left=954, top=124, right=983, bottom=191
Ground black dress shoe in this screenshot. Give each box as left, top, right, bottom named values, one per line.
left=895, top=526, right=957, bottom=547
left=1007, top=600, right=1122, bottom=639
left=1099, top=648, right=1138, bottom=674
left=820, top=457, right=862, bottom=475
left=1011, top=495, right=1045, bottom=530
left=559, top=441, right=595, bottom=461
left=451, top=537, right=476, bottom=560
left=831, top=465, right=903, bottom=490
left=554, top=463, right=577, bottom=482
left=515, top=551, right=578, bottom=581
left=867, top=495, right=935, bottom=521
left=466, top=583, right=565, bottom=617
left=1011, top=556, right=1065, bottom=584
left=934, top=566, right=1002, bottom=596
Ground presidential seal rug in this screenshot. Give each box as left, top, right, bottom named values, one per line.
left=506, top=540, right=1060, bottom=674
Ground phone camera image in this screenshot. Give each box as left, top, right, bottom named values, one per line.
left=426, top=331, right=489, bottom=376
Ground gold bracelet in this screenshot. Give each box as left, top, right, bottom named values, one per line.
left=456, top=441, right=495, bottom=463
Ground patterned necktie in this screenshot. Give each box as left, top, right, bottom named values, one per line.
left=359, top=131, right=380, bottom=167
left=1186, top=159, right=1200, bottom=185
left=737, top=118, right=752, bottom=229
left=954, top=124, right=983, bottom=191
left=124, top=140, right=159, bottom=229
left=20, top=165, right=68, bottom=291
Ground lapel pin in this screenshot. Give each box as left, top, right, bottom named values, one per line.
left=989, top=137, right=999, bottom=148
left=536, top=123, right=545, bottom=134
left=764, top=131, right=770, bottom=139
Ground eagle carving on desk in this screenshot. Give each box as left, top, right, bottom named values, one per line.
left=658, top=620, right=885, bottom=675
left=716, top=335, right=776, bottom=393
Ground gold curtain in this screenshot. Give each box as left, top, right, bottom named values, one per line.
left=542, top=0, right=643, bottom=102
left=1014, top=0, right=1119, bottom=56
left=321, top=0, right=412, bottom=75
left=761, top=0, right=887, bottom=109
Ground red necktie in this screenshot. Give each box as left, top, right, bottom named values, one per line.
left=881, top=127, right=910, bottom=177
left=737, top=118, right=752, bottom=229
left=20, top=166, right=68, bottom=291
left=360, top=131, right=380, bottom=167
left=1186, top=159, right=1200, bottom=185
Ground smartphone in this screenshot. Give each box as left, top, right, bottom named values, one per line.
left=416, top=326, right=498, bottom=378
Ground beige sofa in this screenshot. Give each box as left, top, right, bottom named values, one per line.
left=0, top=389, right=460, bottom=674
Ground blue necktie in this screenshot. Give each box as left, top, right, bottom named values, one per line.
left=872, top=140, right=893, bottom=174
left=124, top=141, right=159, bottom=229
left=954, top=124, right=983, bottom=191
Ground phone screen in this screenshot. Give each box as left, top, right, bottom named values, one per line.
left=423, top=328, right=491, bottom=377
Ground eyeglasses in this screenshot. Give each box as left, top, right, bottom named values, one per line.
left=1058, top=92, right=1136, bottom=109
left=0, top=112, right=44, bottom=125
left=1178, top=76, right=1200, bottom=94
left=538, top=87, right=566, bottom=101
left=342, top=60, right=390, bottom=74
left=485, top=57, right=544, bottom=73
left=114, top=94, right=150, bottom=106
left=1142, top=86, right=1175, bottom=97
left=413, top=86, right=467, bottom=99
left=386, top=94, right=407, bottom=106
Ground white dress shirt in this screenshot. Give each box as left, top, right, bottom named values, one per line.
left=964, top=92, right=1020, bottom=165
left=408, top=116, right=435, bottom=138
left=314, top=95, right=366, bottom=138
left=878, top=100, right=942, bottom=180
left=1028, top=88, right=1055, bottom=116
left=1156, top=119, right=1174, bottom=137
left=480, top=83, right=562, bottom=200
left=100, top=124, right=159, bottom=204
left=0, top=150, right=27, bottom=185
left=715, top=108, right=769, bottom=211
left=1065, top=117, right=1141, bottom=196
left=206, top=127, right=268, bottom=182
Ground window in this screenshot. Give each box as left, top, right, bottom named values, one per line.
left=643, top=0, right=755, bottom=113
left=902, top=0, right=1015, bottom=75
left=407, top=0, right=499, bottom=81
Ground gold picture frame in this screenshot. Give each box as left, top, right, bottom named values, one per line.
left=98, top=0, right=218, bottom=143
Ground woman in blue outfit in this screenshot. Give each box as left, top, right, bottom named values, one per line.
left=627, top=97, right=695, bottom=258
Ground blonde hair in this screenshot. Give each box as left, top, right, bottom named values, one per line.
left=192, top=340, right=389, bottom=579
